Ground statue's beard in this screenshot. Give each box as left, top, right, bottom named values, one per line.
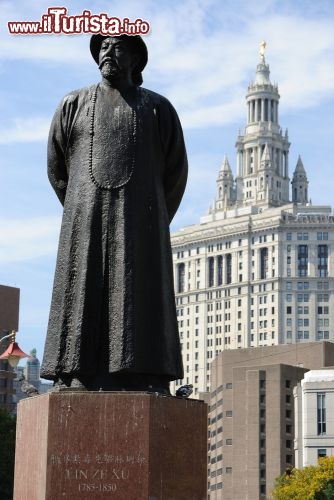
left=99, top=60, right=120, bottom=80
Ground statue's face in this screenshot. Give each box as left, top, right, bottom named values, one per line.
left=98, top=37, right=136, bottom=81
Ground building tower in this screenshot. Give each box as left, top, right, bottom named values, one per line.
left=292, top=155, right=309, bottom=204
left=235, top=42, right=290, bottom=207
left=215, top=156, right=235, bottom=211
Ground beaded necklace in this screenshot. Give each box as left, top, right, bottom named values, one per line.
left=89, top=84, right=137, bottom=190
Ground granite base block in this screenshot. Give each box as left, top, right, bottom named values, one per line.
left=13, top=392, right=207, bottom=500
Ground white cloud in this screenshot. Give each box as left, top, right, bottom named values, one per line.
left=0, top=216, right=61, bottom=262
left=145, top=2, right=334, bottom=129
left=180, top=95, right=244, bottom=129
left=1, top=0, right=334, bottom=130
left=0, top=117, right=50, bottom=143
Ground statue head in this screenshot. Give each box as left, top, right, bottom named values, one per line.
left=90, top=34, right=148, bottom=86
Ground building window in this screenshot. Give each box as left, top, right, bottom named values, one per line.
left=317, top=393, right=326, bottom=435
left=317, top=331, right=329, bottom=340
left=226, top=439, right=232, bottom=445
left=298, top=245, right=308, bottom=277
left=298, top=318, right=309, bottom=327
left=260, top=484, right=266, bottom=496
left=297, top=293, right=309, bottom=302
left=297, top=331, right=309, bottom=339
left=297, top=281, right=309, bottom=290
left=177, top=263, right=185, bottom=293
left=260, top=248, right=269, bottom=279
left=217, top=255, right=223, bottom=286
left=318, top=449, right=327, bottom=459
left=226, top=254, right=232, bottom=284
left=286, top=233, right=292, bottom=240
left=317, top=232, right=328, bottom=240
left=318, top=245, right=328, bottom=277
left=208, top=257, right=214, bottom=287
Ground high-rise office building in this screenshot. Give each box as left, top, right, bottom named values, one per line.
left=24, top=348, right=40, bottom=390
left=170, top=47, right=334, bottom=397
left=208, top=341, right=334, bottom=499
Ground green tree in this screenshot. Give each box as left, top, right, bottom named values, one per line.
left=315, top=480, right=334, bottom=499
left=0, top=409, right=16, bottom=500
left=272, top=457, right=334, bottom=500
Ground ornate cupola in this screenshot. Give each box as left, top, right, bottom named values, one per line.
left=292, top=155, right=309, bottom=204
left=235, top=41, right=290, bottom=208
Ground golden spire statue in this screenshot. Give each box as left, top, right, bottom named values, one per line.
left=259, top=40, right=266, bottom=63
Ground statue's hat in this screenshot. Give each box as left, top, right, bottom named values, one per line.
left=90, top=34, right=148, bottom=86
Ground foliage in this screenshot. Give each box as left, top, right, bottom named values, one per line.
left=272, top=457, right=334, bottom=500
left=314, top=479, right=334, bottom=499
left=0, top=409, right=16, bottom=500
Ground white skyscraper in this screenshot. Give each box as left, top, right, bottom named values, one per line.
left=170, top=45, right=334, bottom=398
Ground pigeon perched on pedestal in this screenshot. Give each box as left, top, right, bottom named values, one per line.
left=175, top=384, right=193, bottom=398
left=18, top=374, right=39, bottom=397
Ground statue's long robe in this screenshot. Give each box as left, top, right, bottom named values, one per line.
left=41, top=83, right=187, bottom=381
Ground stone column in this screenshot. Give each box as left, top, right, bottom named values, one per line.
left=261, top=99, right=264, bottom=121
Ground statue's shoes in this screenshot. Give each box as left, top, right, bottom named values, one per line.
left=49, top=377, right=88, bottom=392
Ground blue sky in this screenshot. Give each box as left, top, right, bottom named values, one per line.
left=1, top=0, right=334, bottom=367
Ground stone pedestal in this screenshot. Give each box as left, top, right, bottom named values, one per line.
left=14, top=392, right=207, bottom=499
